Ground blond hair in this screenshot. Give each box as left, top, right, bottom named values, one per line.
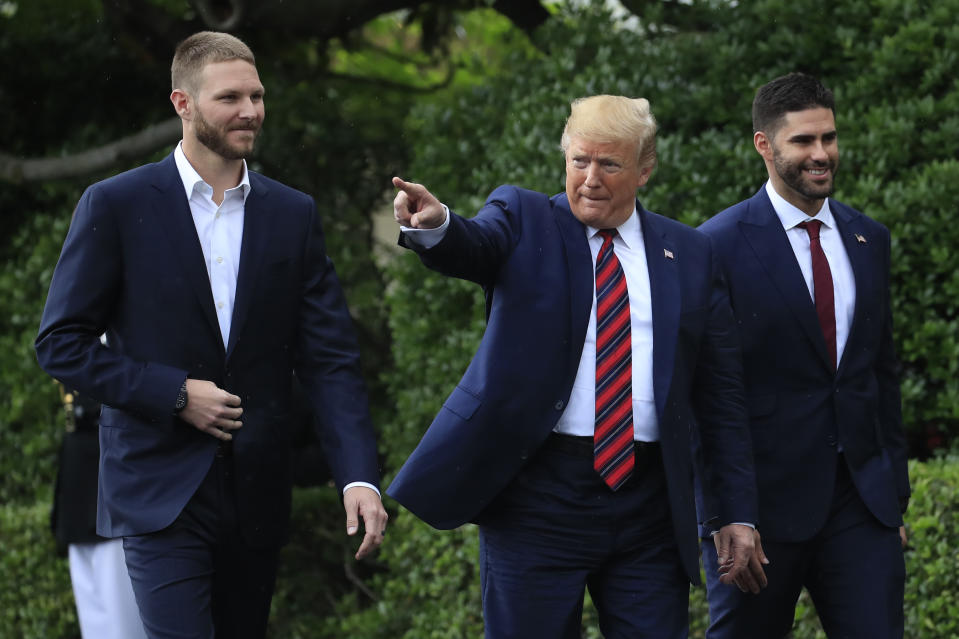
left=560, top=95, right=657, bottom=170
left=171, top=31, right=255, bottom=95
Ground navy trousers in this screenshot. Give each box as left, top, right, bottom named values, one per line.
left=122, top=444, right=280, bottom=639
left=478, top=434, right=689, bottom=639
left=702, top=458, right=904, bottom=639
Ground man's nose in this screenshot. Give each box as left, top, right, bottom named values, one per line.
left=238, top=98, right=258, bottom=119
left=810, top=140, right=829, bottom=162
left=584, top=162, right=602, bottom=186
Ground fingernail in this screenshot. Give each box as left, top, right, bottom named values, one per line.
left=347, top=526, right=357, bottom=534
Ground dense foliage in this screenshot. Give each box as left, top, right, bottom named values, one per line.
left=2, top=0, right=958, bottom=636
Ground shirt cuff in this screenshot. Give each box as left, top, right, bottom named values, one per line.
left=398, top=204, right=450, bottom=249
left=342, top=481, right=380, bottom=497
left=708, top=521, right=756, bottom=536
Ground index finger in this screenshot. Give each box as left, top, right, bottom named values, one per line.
left=354, top=530, right=383, bottom=560
left=392, top=176, right=428, bottom=199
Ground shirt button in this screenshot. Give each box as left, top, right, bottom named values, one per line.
left=215, top=212, right=221, bottom=219
left=217, top=301, right=224, bottom=309
left=216, top=256, right=223, bottom=264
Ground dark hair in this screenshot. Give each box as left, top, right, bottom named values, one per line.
left=752, top=72, right=834, bottom=136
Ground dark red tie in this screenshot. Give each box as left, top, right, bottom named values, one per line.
left=594, top=229, right=634, bottom=490
left=799, top=220, right=837, bottom=370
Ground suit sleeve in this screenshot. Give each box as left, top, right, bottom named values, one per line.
left=398, top=185, right=523, bottom=287
left=692, top=240, right=758, bottom=527
left=293, top=199, right=380, bottom=492
left=35, top=184, right=186, bottom=420
left=876, top=228, right=910, bottom=510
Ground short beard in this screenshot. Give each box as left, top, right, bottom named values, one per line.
left=773, top=152, right=837, bottom=201
left=194, top=109, right=259, bottom=161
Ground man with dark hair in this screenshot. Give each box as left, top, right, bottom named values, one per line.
left=697, top=72, right=910, bottom=638
left=36, top=31, right=386, bottom=639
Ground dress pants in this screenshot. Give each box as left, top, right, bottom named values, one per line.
left=122, top=443, right=280, bottom=639
left=702, top=457, right=904, bottom=639
left=479, top=434, right=689, bottom=639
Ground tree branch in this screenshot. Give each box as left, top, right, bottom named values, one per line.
left=0, top=118, right=182, bottom=183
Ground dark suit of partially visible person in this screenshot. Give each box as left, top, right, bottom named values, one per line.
left=35, top=31, right=386, bottom=639
left=387, top=95, right=762, bottom=638
left=52, top=385, right=148, bottom=639
left=696, top=72, right=910, bottom=639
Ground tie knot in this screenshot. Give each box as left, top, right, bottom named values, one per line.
left=598, top=229, right=617, bottom=244
left=799, top=219, right=823, bottom=240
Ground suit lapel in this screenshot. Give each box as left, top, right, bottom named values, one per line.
left=640, top=206, right=679, bottom=419
left=227, top=173, right=271, bottom=358
left=832, top=203, right=871, bottom=375
left=150, top=154, right=224, bottom=354
left=738, top=189, right=833, bottom=372
left=552, top=194, right=594, bottom=365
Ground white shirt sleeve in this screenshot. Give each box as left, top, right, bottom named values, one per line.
left=398, top=204, right=451, bottom=249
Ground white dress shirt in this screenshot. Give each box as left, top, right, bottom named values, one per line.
left=765, top=181, right=856, bottom=364
left=402, top=205, right=659, bottom=441
left=174, top=142, right=249, bottom=347
left=554, top=208, right=658, bottom=441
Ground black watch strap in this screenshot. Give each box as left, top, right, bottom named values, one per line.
left=174, top=380, right=188, bottom=414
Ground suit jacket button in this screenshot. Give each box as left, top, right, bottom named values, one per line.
left=554, top=400, right=564, bottom=410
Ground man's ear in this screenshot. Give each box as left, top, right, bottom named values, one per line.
left=635, top=165, right=654, bottom=189
left=170, top=89, right=191, bottom=119
left=753, top=130, right=773, bottom=161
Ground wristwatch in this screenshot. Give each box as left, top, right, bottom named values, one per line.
left=174, top=380, right=188, bottom=414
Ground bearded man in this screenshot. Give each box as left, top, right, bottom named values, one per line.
left=697, top=72, right=910, bottom=639
left=36, top=31, right=386, bottom=639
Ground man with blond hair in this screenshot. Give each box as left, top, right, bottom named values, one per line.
left=387, top=95, right=764, bottom=638
left=37, top=31, right=386, bottom=638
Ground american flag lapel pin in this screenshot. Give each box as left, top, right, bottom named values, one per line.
left=855, top=234, right=867, bottom=244
left=664, top=248, right=674, bottom=259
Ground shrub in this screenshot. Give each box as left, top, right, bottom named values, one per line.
left=0, top=501, right=77, bottom=638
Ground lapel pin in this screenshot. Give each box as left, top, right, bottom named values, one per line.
left=664, top=248, right=674, bottom=260
left=855, top=234, right=867, bottom=244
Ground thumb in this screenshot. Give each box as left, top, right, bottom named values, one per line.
left=716, top=533, right=731, bottom=564
left=344, top=495, right=359, bottom=535
left=756, top=539, right=770, bottom=565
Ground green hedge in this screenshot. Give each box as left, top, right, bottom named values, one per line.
left=0, top=501, right=76, bottom=637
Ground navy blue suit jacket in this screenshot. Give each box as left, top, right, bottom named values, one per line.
left=697, top=187, right=909, bottom=542
left=36, top=153, right=379, bottom=548
left=387, top=185, right=757, bottom=582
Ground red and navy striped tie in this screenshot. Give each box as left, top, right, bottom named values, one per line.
left=594, top=229, right=634, bottom=490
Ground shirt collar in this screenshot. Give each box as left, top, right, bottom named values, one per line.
left=173, top=141, right=251, bottom=202
left=765, top=180, right=834, bottom=231
left=586, top=203, right=643, bottom=249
